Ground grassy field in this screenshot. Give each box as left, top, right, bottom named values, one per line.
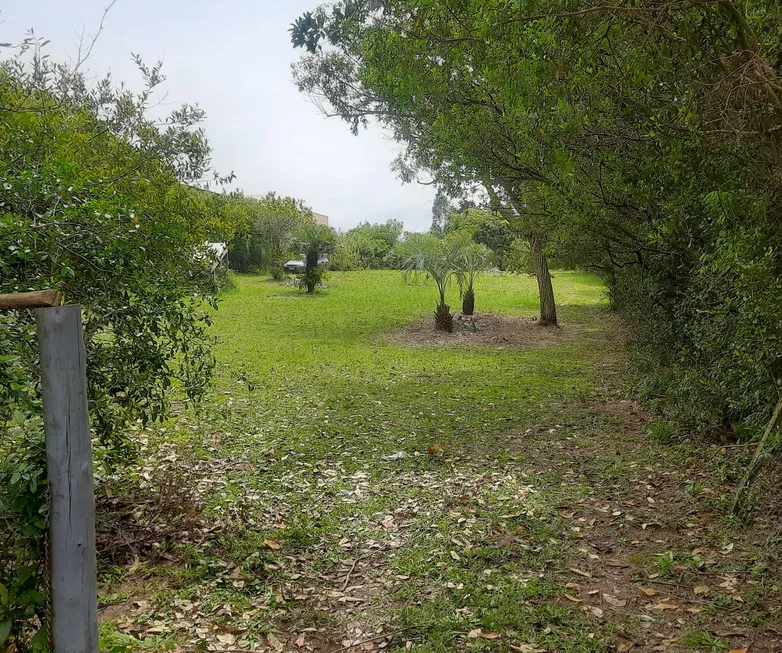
left=98, top=271, right=780, bottom=653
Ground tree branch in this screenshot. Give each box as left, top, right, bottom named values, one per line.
left=498, top=0, right=723, bottom=24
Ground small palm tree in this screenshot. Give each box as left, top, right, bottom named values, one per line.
left=292, top=223, right=336, bottom=293
left=398, top=234, right=457, bottom=332
left=450, top=241, right=490, bottom=316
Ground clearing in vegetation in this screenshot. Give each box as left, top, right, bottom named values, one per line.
left=98, top=271, right=781, bottom=652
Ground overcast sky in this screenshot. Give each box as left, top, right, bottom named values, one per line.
left=2, top=0, right=436, bottom=232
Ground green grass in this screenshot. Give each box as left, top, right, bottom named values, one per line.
left=214, top=269, right=605, bottom=371
left=134, top=270, right=614, bottom=650
left=211, top=270, right=606, bottom=455
left=100, top=270, right=778, bottom=652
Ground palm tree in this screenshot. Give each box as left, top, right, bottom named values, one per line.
left=398, top=234, right=457, bottom=332
left=450, top=241, right=490, bottom=316
left=292, top=223, right=337, bottom=293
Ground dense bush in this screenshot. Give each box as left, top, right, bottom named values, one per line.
left=605, top=180, right=782, bottom=431
left=330, top=219, right=403, bottom=270
left=0, top=44, right=232, bottom=648
left=226, top=192, right=314, bottom=278
left=442, top=208, right=531, bottom=272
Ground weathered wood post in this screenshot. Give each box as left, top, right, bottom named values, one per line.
left=37, top=304, right=98, bottom=653
left=0, top=291, right=98, bottom=653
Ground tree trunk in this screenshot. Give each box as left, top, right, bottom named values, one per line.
left=462, top=288, right=475, bottom=316
left=530, top=235, right=557, bottom=326
left=493, top=184, right=558, bottom=327
left=305, top=252, right=318, bottom=293
left=434, top=300, right=453, bottom=332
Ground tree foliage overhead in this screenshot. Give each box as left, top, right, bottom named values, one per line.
left=290, top=0, right=566, bottom=323
left=292, top=0, right=782, bottom=430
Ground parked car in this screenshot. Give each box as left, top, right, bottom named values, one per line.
left=284, top=259, right=305, bottom=273
left=284, top=258, right=329, bottom=273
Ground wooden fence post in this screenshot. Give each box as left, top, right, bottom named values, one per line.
left=36, top=305, right=99, bottom=653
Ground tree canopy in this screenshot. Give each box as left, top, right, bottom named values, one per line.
left=225, top=192, right=315, bottom=278
left=0, top=41, right=237, bottom=645
left=291, top=0, right=782, bottom=429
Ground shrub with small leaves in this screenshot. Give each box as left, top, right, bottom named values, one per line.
left=0, top=39, right=231, bottom=649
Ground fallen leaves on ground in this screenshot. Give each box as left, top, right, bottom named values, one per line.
left=94, top=304, right=782, bottom=652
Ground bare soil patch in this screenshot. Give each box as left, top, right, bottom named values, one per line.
left=510, top=394, right=782, bottom=652
left=383, top=312, right=575, bottom=348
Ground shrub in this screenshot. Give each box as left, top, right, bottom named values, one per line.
left=0, top=43, right=229, bottom=647
left=292, top=223, right=337, bottom=293
left=226, top=193, right=314, bottom=278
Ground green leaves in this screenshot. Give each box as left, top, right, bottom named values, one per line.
left=225, top=192, right=314, bottom=276
left=291, top=223, right=338, bottom=292
left=1, top=35, right=226, bottom=648
left=293, top=0, right=782, bottom=433
left=0, top=619, right=11, bottom=646
left=0, top=583, right=9, bottom=645
left=397, top=233, right=458, bottom=308
left=331, top=220, right=404, bottom=271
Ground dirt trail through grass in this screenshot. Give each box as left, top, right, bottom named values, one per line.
left=97, top=272, right=781, bottom=653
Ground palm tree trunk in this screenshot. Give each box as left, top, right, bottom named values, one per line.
left=305, top=251, right=318, bottom=293
left=462, top=288, right=475, bottom=315
left=435, top=289, right=453, bottom=332
left=434, top=301, right=453, bottom=332
left=530, top=235, right=557, bottom=326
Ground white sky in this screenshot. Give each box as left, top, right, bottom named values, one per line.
left=1, top=0, right=436, bottom=232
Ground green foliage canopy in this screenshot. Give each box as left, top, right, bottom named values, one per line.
left=292, top=0, right=782, bottom=431
left=331, top=219, right=403, bottom=270
left=0, top=43, right=234, bottom=646
left=226, top=192, right=314, bottom=279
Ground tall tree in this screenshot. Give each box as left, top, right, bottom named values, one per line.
left=291, top=0, right=782, bottom=433
left=290, top=1, right=564, bottom=326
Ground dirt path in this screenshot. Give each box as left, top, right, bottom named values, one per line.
left=97, top=311, right=781, bottom=653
